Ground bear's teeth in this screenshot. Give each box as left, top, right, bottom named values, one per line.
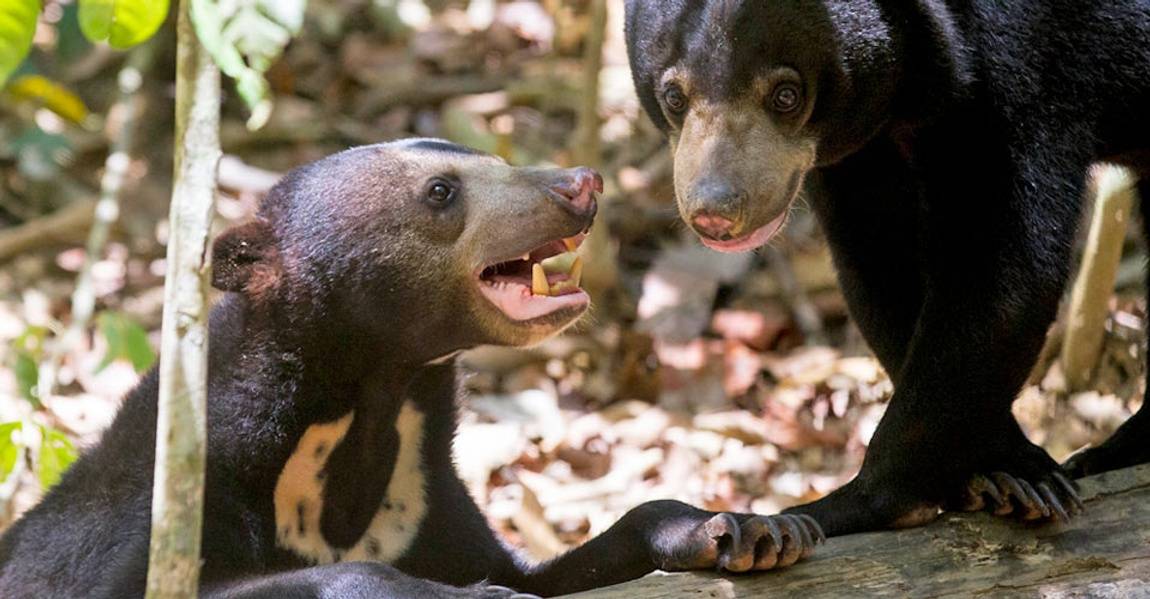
left=540, top=252, right=578, bottom=276
left=532, top=263, right=550, bottom=296
left=570, top=257, right=583, bottom=288
left=563, top=238, right=578, bottom=252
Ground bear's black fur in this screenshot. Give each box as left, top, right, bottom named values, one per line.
left=0, top=140, right=822, bottom=597
left=626, top=0, right=1150, bottom=535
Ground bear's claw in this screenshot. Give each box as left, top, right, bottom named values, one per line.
left=960, top=471, right=1082, bottom=523
left=696, top=513, right=824, bottom=573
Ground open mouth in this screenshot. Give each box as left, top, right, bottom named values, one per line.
left=477, top=234, right=591, bottom=322
left=699, top=212, right=787, bottom=254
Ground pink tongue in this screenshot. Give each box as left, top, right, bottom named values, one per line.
left=479, top=282, right=588, bottom=321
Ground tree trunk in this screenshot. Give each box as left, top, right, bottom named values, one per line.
left=1061, top=165, right=1138, bottom=390
left=145, top=0, right=219, bottom=596
left=564, top=465, right=1150, bottom=598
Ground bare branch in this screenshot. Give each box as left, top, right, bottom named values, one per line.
left=144, top=0, right=220, bottom=595
left=1061, top=166, right=1138, bottom=390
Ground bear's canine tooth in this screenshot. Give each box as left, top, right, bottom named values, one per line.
left=532, top=263, right=550, bottom=296
left=570, top=256, right=583, bottom=287
left=540, top=252, right=578, bottom=275
left=563, top=238, right=578, bottom=252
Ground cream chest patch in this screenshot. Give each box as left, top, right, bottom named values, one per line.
left=273, top=402, right=428, bottom=564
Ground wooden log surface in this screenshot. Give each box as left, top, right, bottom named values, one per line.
left=565, top=465, right=1150, bottom=598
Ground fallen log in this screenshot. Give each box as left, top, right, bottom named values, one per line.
left=565, top=464, right=1150, bottom=598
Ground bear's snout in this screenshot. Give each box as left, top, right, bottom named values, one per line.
left=688, top=177, right=748, bottom=240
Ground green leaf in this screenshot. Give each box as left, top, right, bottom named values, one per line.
left=5, top=74, right=91, bottom=124
left=191, top=0, right=306, bottom=129
left=13, top=324, right=48, bottom=357
left=14, top=352, right=38, bottom=403
left=10, top=325, right=48, bottom=406
left=96, top=311, right=156, bottom=373
left=95, top=312, right=121, bottom=373
left=37, top=426, right=77, bottom=490
left=121, top=317, right=155, bottom=372
left=0, top=0, right=40, bottom=88
left=77, top=0, right=169, bottom=50
left=0, top=422, right=23, bottom=484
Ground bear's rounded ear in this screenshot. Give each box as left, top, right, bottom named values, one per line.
left=211, top=220, right=280, bottom=294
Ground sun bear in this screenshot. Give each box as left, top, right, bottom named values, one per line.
left=625, top=0, right=1150, bottom=535
left=0, top=139, right=822, bottom=597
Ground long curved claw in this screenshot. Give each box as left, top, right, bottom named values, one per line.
left=703, top=513, right=741, bottom=571
left=1037, top=482, right=1070, bottom=523
left=796, top=513, right=826, bottom=545
left=1015, top=478, right=1051, bottom=520
left=1053, top=472, right=1085, bottom=513
left=962, top=473, right=1007, bottom=512
left=773, top=515, right=805, bottom=568
left=962, top=470, right=1083, bottom=524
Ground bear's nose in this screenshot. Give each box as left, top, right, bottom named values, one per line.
left=692, top=178, right=746, bottom=214
left=549, top=167, right=603, bottom=215
left=691, top=212, right=736, bottom=240
left=689, top=178, right=745, bottom=240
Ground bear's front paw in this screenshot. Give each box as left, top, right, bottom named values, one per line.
left=946, top=433, right=1084, bottom=523
left=655, top=513, right=825, bottom=573
left=957, top=471, right=1083, bottom=523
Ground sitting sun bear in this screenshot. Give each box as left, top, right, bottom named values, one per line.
left=0, top=139, right=822, bottom=598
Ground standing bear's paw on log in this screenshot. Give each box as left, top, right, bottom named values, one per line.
left=624, top=0, right=1150, bottom=536
left=0, top=139, right=821, bottom=599
left=955, top=471, right=1083, bottom=524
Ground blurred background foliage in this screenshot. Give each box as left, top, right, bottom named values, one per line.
left=0, top=0, right=1144, bottom=560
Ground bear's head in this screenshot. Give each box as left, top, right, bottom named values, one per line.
left=625, top=1, right=958, bottom=252
left=211, top=139, right=600, bottom=363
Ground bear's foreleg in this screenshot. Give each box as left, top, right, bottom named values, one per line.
left=789, top=120, right=1091, bottom=535
left=501, top=500, right=823, bottom=597
left=810, top=137, right=926, bottom=379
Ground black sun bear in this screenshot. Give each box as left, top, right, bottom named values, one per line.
left=625, top=0, right=1150, bottom=535
left=0, top=139, right=822, bottom=597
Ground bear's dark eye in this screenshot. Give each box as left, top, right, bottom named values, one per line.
left=663, top=85, right=688, bottom=115
left=425, top=179, right=456, bottom=207
left=770, top=83, right=802, bottom=113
